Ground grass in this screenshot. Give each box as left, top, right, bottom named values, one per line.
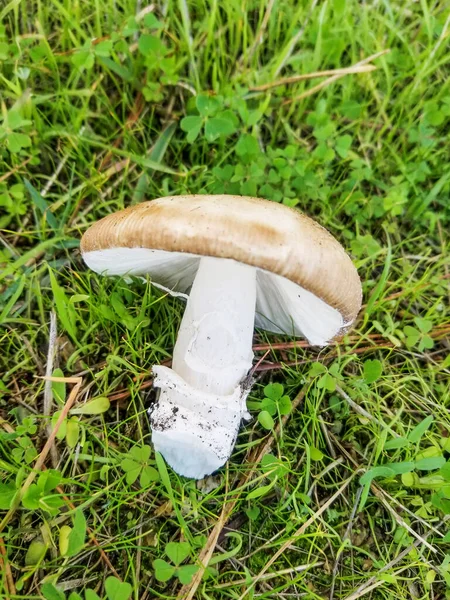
left=0, top=0, right=449, bottom=598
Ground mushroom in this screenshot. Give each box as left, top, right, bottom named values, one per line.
left=81, top=195, right=362, bottom=479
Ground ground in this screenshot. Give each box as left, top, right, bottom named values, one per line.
left=0, top=1, right=450, bottom=599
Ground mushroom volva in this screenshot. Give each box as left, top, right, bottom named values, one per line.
left=81, top=195, right=362, bottom=479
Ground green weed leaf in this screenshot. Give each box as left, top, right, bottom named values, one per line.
left=166, top=541, right=191, bottom=566
left=258, top=410, right=274, bottom=430
left=177, top=564, right=199, bottom=584
left=363, top=359, right=382, bottom=383
left=104, top=577, right=132, bottom=600
left=70, top=396, right=110, bottom=415
left=41, top=583, right=66, bottom=600
left=408, top=415, right=434, bottom=443
left=153, top=558, right=176, bottom=582
left=66, top=509, right=86, bottom=557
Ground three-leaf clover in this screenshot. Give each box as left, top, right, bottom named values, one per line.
left=0, top=109, right=32, bottom=153
left=181, top=94, right=237, bottom=143
left=404, top=318, right=434, bottom=351
left=120, top=444, right=159, bottom=487
left=153, top=542, right=199, bottom=584
left=257, top=383, right=292, bottom=431
left=309, top=362, right=343, bottom=392
left=22, top=470, right=65, bottom=515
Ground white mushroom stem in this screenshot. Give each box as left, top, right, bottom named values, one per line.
left=150, top=257, right=257, bottom=479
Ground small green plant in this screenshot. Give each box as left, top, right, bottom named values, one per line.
left=153, top=541, right=199, bottom=584
left=403, top=317, right=434, bottom=351
left=249, top=383, right=292, bottom=431
left=22, top=470, right=65, bottom=515
left=41, top=576, right=132, bottom=600
left=181, top=94, right=237, bottom=143
left=246, top=454, right=289, bottom=501
left=59, top=509, right=87, bottom=558
left=120, top=444, right=160, bottom=487
left=0, top=108, right=32, bottom=153
left=309, top=361, right=343, bottom=392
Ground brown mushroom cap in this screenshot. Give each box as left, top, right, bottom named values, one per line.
left=81, top=195, right=362, bottom=330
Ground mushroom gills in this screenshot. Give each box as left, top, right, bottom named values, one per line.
left=82, top=247, right=346, bottom=345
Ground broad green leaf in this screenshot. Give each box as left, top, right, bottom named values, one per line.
left=70, top=396, right=110, bottom=415
left=166, top=541, right=191, bottom=566
left=121, top=459, right=141, bottom=485
left=414, top=317, right=432, bottom=333
left=52, top=410, right=67, bottom=440
left=264, top=383, right=284, bottom=401
left=245, top=506, right=260, bottom=521
left=68, top=594, right=83, bottom=600
left=153, top=558, right=176, bottom=582
left=310, top=446, right=324, bottom=461
left=104, top=577, right=132, bottom=600
left=25, top=539, right=47, bottom=565
left=41, top=583, right=66, bottom=600
left=140, top=465, right=159, bottom=487
left=246, top=480, right=276, bottom=500
left=143, top=13, right=164, bottom=28
left=66, top=509, right=87, bottom=557
left=196, top=94, right=220, bottom=117
left=384, top=437, right=409, bottom=450
left=261, top=397, right=277, bottom=416
left=71, top=49, right=94, bottom=70
left=180, top=116, right=203, bottom=143
left=385, top=461, right=415, bottom=475
left=415, top=456, right=446, bottom=471
left=205, top=117, right=235, bottom=141
left=402, top=472, right=420, bottom=487
left=363, top=359, right=382, bottom=383
left=335, top=134, right=352, bottom=158
left=52, top=368, right=66, bottom=404
left=359, top=466, right=395, bottom=485
left=7, top=132, right=31, bottom=152
left=236, top=133, right=260, bottom=157
left=59, top=525, right=71, bottom=556
left=129, top=444, right=151, bottom=462
left=258, top=410, right=274, bottom=430
left=0, top=482, right=16, bottom=509
left=93, top=40, right=113, bottom=57
left=408, top=415, right=434, bottom=443
left=138, top=34, right=159, bottom=55
left=309, top=362, right=327, bottom=377
left=85, top=591, right=102, bottom=600
left=278, top=395, right=292, bottom=415
left=177, top=564, right=199, bottom=584
left=66, top=417, right=80, bottom=448
left=22, top=484, right=41, bottom=510
left=39, top=469, right=61, bottom=494
left=439, top=462, right=450, bottom=482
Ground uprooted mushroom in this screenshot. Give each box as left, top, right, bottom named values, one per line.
left=81, top=195, right=362, bottom=479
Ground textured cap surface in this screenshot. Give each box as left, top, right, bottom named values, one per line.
left=81, top=195, right=362, bottom=326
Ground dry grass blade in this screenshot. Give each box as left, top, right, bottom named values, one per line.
left=0, top=536, right=16, bottom=596
left=0, top=376, right=82, bottom=535
left=252, top=65, right=376, bottom=91
left=283, top=49, right=390, bottom=105
left=237, top=474, right=356, bottom=600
